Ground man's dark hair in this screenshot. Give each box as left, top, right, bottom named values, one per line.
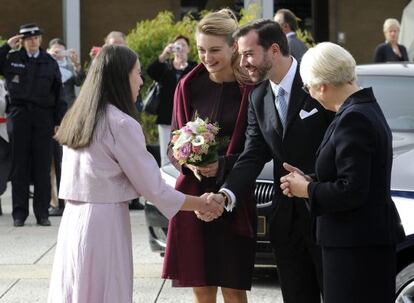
left=234, top=19, right=289, bottom=56
left=276, top=9, right=299, bottom=31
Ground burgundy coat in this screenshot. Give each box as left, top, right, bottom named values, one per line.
left=162, top=64, right=256, bottom=286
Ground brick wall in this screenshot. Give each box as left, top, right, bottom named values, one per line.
left=81, top=0, right=180, bottom=63
left=0, top=0, right=180, bottom=64
left=0, top=0, right=63, bottom=51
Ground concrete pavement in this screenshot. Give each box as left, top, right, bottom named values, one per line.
left=0, top=184, right=282, bottom=302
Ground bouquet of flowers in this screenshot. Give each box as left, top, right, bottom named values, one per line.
left=170, top=116, right=220, bottom=180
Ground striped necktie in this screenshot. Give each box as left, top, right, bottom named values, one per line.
left=276, top=86, right=288, bottom=129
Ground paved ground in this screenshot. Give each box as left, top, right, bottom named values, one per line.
left=0, top=185, right=283, bottom=302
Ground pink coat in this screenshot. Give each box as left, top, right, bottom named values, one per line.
left=59, top=104, right=185, bottom=219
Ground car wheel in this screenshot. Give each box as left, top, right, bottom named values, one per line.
left=396, top=262, right=414, bottom=302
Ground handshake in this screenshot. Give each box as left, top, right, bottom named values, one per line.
left=196, top=192, right=227, bottom=222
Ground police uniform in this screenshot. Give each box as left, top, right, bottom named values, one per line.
left=0, top=41, right=65, bottom=224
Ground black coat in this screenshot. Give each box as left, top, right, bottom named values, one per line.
left=0, top=44, right=65, bottom=124
left=308, top=88, right=405, bottom=247
left=61, top=65, right=85, bottom=108
left=222, top=66, right=333, bottom=245
left=373, top=42, right=409, bottom=63
left=147, top=58, right=196, bottom=124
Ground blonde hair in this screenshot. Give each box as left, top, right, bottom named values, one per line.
left=196, top=9, right=250, bottom=84
left=300, top=42, right=356, bottom=87
left=383, top=18, right=400, bottom=33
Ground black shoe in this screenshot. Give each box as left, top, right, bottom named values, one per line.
left=0, top=198, right=2, bottom=216
left=129, top=198, right=144, bottom=210
left=13, top=219, right=25, bottom=227
left=37, top=218, right=51, bottom=226
left=49, top=207, right=64, bottom=216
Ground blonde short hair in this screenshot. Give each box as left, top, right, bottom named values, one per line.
left=383, top=18, right=400, bottom=33
left=300, top=42, right=356, bottom=87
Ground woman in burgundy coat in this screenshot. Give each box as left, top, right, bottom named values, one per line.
left=162, top=9, right=256, bottom=303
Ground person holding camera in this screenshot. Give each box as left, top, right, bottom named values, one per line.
left=0, top=23, right=66, bottom=226
left=147, top=35, right=196, bottom=167
left=47, top=38, right=86, bottom=216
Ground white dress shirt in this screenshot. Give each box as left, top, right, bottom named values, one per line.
left=220, top=57, right=298, bottom=210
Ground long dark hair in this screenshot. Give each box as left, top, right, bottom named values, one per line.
left=55, top=45, right=139, bottom=149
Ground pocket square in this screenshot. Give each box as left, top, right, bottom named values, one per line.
left=299, top=108, right=318, bottom=119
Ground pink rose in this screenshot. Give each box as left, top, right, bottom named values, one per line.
left=192, top=145, right=202, bottom=154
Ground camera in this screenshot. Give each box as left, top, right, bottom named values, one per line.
left=59, top=50, right=72, bottom=57
left=171, top=43, right=182, bottom=53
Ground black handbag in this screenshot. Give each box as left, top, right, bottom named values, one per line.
left=142, top=81, right=161, bottom=115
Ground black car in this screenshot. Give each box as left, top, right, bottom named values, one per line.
left=144, top=160, right=276, bottom=266
left=144, top=63, right=414, bottom=300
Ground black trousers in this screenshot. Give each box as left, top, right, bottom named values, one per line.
left=7, top=105, right=54, bottom=221
left=52, top=140, right=64, bottom=209
left=322, top=245, right=396, bottom=303
left=270, top=199, right=323, bottom=303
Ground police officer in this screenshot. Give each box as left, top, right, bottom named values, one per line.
left=0, top=23, right=65, bottom=227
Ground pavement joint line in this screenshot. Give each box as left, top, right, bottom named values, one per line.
left=34, top=242, right=57, bottom=264
left=0, top=279, right=20, bottom=299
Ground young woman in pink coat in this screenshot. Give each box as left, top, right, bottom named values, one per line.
left=47, top=45, right=224, bottom=303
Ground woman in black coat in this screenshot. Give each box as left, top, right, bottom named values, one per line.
left=281, top=42, right=405, bottom=303
left=147, top=35, right=196, bottom=166
left=374, top=18, right=409, bottom=63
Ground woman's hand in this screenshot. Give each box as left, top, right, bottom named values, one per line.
left=283, top=162, right=313, bottom=182
left=159, top=43, right=175, bottom=62
left=195, top=193, right=224, bottom=222
left=197, top=161, right=219, bottom=178
left=280, top=171, right=310, bottom=198
left=7, top=35, right=23, bottom=49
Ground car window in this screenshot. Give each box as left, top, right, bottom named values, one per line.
left=357, top=75, right=414, bottom=132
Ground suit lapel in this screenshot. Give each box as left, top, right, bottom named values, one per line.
left=284, top=68, right=306, bottom=137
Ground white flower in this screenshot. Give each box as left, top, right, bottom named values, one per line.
left=191, top=135, right=205, bottom=146
left=186, top=117, right=205, bottom=134
left=173, top=132, right=192, bottom=150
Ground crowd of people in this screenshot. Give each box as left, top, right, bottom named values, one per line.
left=0, top=7, right=410, bottom=303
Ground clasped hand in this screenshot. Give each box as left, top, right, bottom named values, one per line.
left=280, top=162, right=312, bottom=198
left=196, top=193, right=226, bottom=222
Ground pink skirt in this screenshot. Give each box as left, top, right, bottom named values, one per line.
left=48, top=200, right=133, bottom=303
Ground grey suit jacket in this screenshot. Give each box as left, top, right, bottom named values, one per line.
left=287, top=33, right=308, bottom=62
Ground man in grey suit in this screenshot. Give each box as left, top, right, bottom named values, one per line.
left=274, top=9, right=308, bottom=62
